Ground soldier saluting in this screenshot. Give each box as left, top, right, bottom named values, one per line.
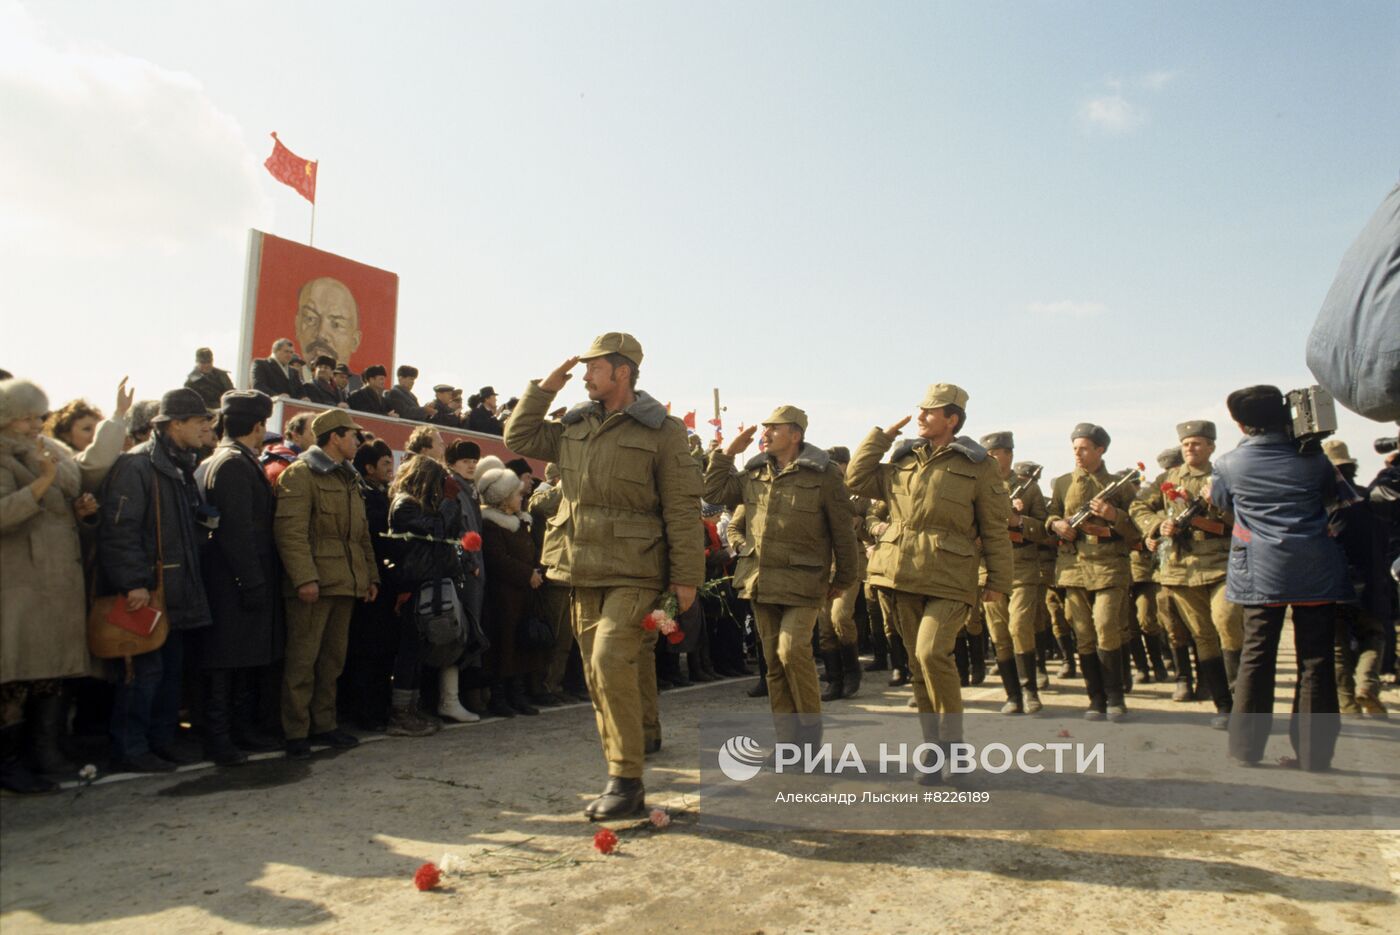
left=846, top=384, right=1012, bottom=783
left=504, top=333, right=703, bottom=821
left=703, top=407, right=858, bottom=728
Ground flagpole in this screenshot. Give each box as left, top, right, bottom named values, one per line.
left=309, top=202, right=316, bottom=247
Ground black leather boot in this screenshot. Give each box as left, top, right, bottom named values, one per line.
left=1119, top=647, right=1134, bottom=694
left=28, top=692, right=74, bottom=777
left=840, top=644, right=862, bottom=698
left=1197, top=656, right=1233, bottom=730
left=1099, top=650, right=1129, bottom=722
left=888, top=634, right=910, bottom=686
left=1129, top=635, right=1152, bottom=684
left=1017, top=652, right=1043, bottom=714
left=996, top=658, right=1023, bottom=714
left=2, top=725, right=57, bottom=795
left=203, top=670, right=248, bottom=767
left=1057, top=634, right=1079, bottom=678
left=955, top=633, right=971, bottom=686
left=1035, top=629, right=1052, bottom=689
left=969, top=632, right=987, bottom=685
left=1171, top=644, right=1194, bottom=702
left=1080, top=653, right=1107, bottom=721
left=820, top=651, right=845, bottom=702
left=585, top=776, right=646, bottom=821
left=1146, top=631, right=1171, bottom=682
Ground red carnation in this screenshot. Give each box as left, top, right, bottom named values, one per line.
left=460, top=531, right=482, bottom=552
left=593, top=828, right=619, bottom=854
left=413, top=862, right=441, bottom=891
left=666, top=628, right=685, bottom=645
left=1160, top=481, right=1176, bottom=493
left=641, top=613, right=658, bottom=632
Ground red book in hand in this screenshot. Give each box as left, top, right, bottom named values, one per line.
left=107, top=602, right=162, bottom=637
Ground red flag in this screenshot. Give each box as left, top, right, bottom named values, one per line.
left=264, top=132, right=317, bottom=203
left=683, top=411, right=696, bottom=430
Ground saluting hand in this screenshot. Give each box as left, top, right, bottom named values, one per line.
left=724, top=425, right=757, bottom=458
left=541, top=356, right=580, bottom=393
left=884, top=416, right=911, bottom=440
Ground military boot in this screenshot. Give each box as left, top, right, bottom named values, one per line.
left=27, top=693, right=75, bottom=777
left=840, top=644, right=862, bottom=698
left=888, top=635, right=910, bottom=687
left=585, top=776, right=646, bottom=821
left=820, top=651, right=845, bottom=702
left=1017, top=652, right=1043, bottom=714
left=1171, top=644, right=1195, bottom=702
left=954, top=632, right=971, bottom=686
left=996, top=658, right=1023, bottom=714
left=1120, top=648, right=1135, bottom=694
left=969, top=633, right=987, bottom=686
left=1056, top=634, right=1078, bottom=678
left=1080, top=653, right=1107, bottom=721
left=1196, top=656, right=1233, bottom=730
left=1146, top=631, right=1172, bottom=682
left=1035, top=629, right=1052, bottom=689
left=1129, top=635, right=1152, bottom=684
left=1099, top=650, right=1129, bottom=722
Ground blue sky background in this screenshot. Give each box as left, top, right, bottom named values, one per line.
left=3, top=1, right=1397, bottom=478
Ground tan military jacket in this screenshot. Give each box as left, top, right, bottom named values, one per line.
left=1129, top=462, right=1233, bottom=586
left=504, top=381, right=703, bottom=590
left=1045, top=465, right=1141, bottom=590
left=704, top=444, right=858, bottom=607
left=274, top=447, right=379, bottom=597
left=847, top=428, right=1013, bottom=605
left=980, top=474, right=1049, bottom=587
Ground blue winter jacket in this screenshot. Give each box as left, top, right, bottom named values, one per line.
left=1209, top=432, right=1353, bottom=605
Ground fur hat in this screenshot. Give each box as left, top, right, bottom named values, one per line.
left=0, top=378, right=49, bottom=427
left=477, top=465, right=523, bottom=507
left=476, top=455, right=506, bottom=476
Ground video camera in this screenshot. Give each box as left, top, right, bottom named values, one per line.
left=1285, top=386, right=1337, bottom=454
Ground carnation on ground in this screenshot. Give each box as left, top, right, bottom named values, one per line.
left=593, top=828, right=619, bottom=855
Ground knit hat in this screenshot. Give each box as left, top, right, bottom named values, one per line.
left=478, top=464, right=523, bottom=507
left=0, top=378, right=49, bottom=426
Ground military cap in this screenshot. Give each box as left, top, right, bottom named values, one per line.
left=1157, top=447, right=1184, bottom=470
left=544, top=462, right=561, bottom=482
left=194, top=347, right=214, bottom=364
left=432, top=384, right=454, bottom=394
left=219, top=389, right=272, bottom=421
left=312, top=355, right=336, bottom=369
left=826, top=445, right=851, bottom=464
left=1071, top=422, right=1111, bottom=449
left=152, top=388, right=210, bottom=423
left=1322, top=439, right=1356, bottom=466
left=311, top=408, right=363, bottom=437
left=1176, top=420, right=1217, bottom=441
left=333, top=362, right=350, bottom=375
left=762, top=405, right=808, bottom=431
left=396, top=364, right=419, bottom=378
left=1226, top=385, right=1287, bottom=431
left=919, top=383, right=969, bottom=410
left=979, top=431, right=1014, bottom=451
left=361, top=364, right=387, bottom=380
left=1012, top=460, right=1042, bottom=476
left=580, top=332, right=644, bottom=367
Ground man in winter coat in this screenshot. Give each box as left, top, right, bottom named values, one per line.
left=98, top=388, right=214, bottom=773
left=274, top=408, right=379, bottom=758
left=183, top=348, right=234, bottom=410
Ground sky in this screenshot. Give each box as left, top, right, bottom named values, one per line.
left=3, top=0, right=1398, bottom=480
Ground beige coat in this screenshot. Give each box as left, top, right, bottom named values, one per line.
left=846, top=429, right=1014, bottom=606
left=1, top=420, right=124, bottom=684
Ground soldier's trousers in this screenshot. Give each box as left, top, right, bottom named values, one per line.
left=886, top=592, right=968, bottom=733
left=1155, top=587, right=1192, bottom=648
left=1063, top=586, right=1128, bottom=653
left=983, top=584, right=1040, bottom=661
left=282, top=596, right=355, bottom=740
left=539, top=583, right=574, bottom=695
left=753, top=603, right=822, bottom=714
left=1131, top=582, right=1162, bottom=636
left=1046, top=587, right=1070, bottom=639
left=571, top=586, right=661, bottom=780
left=1159, top=581, right=1242, bottom=660
left=817, top=580, right=860, bottom=653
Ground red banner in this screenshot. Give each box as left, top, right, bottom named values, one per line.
left=264, top=132, right=317, bottom=203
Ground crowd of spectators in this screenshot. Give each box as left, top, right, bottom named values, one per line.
left=0, top=350, right=758, bottom=794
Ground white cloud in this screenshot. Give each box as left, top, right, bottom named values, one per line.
left=1078, top=90, right=1145, bottom=133
left=0, top=1, right=269, bottom=256
left=1140, top=69, right=1177, bottom=91
left=1026, top=300, right=1106, bottom=319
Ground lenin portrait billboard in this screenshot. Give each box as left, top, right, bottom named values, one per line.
left=238, top=231, right=398, bottom=389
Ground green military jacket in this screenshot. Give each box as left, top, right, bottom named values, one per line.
left=1045, top=465, right=1142, bottom=590
left=1129, top=462, right=1233, bottom=586
left=846, top=428, right=1014, bottom=606
left=274, top=447, right=379, bottom=597
left=980, top=474, right=1049, bottom=588
left=504, top=381, right=703, bottom=590
left=704, top=444, right=858, bottom=607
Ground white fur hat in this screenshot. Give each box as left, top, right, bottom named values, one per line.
left=0, top=379, right=49, bottom=428
left=477, top=465, right=522, bottom=507
left=476, top=455, right=506, bottom=476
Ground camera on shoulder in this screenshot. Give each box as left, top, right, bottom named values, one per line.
left=1285, top=386, right=1337, bottom=454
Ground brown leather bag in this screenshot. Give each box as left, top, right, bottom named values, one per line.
left=88, top=471, right=169, bottom=676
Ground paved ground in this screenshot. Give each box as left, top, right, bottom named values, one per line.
left=2, top=637, right=1397, bottom=934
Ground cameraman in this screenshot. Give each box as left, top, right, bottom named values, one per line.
left=1366, top=431, right=1399, bottom=681
left=1209, top=385, right=1352, bottom=771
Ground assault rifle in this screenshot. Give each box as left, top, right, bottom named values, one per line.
left=1066, top=466, right=1143, bottom=530
left=1009, top=466, right=1043, bottom=504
